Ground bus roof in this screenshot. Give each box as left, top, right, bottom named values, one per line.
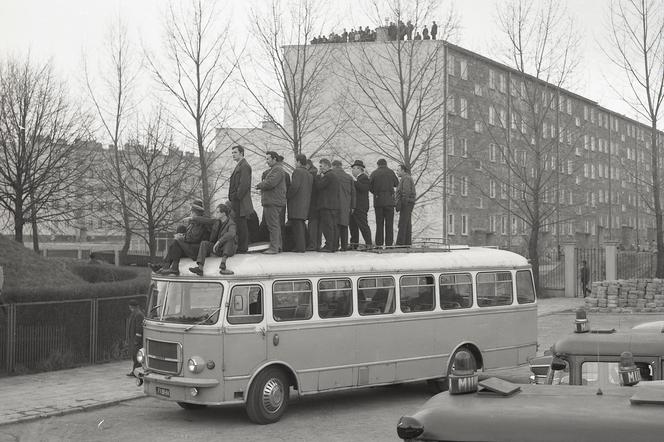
left=552, top=331, right=664, bottom=357
left=170, top=247, right=530, bottom=279
left=399, top=383, right=664, bottom=441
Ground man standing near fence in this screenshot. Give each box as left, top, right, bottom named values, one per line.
left=126, top=300, right=144, bottom=377
left=580, top=260, right=591, bottom=297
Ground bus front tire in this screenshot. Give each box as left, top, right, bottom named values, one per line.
left=246, top=367, right=290, bottom=424
left=177, top=402, right=207, bottom=410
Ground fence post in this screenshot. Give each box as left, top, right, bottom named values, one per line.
left=604, top=240, right=619, bottom=281
left=7, top=303, right=16, bottom=373
left=114, top=247, right=120, bottom=267
left=563, top=242, right=576, bottom=298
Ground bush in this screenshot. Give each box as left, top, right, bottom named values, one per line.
left=69, top=264, right=138, bottom=283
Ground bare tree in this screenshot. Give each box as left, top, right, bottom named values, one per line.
left=240, top=0, right=346, bottom=161
left=0, top=56, right=91, bottom=249
left=146, top=0, right=238, bottom=213
left=338, top=0, right=458, bottom=202
left=606, top=0, right=664, bottom=276
left=84, top=17, right=140, bottom=264
left=486, top=0, right=580, bottom=290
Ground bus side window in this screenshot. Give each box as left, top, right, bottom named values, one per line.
left=318, top=278, right=352, bottom=318
left=272, top=280, right=312, bottom=322
left=516, top=270, right=536, bottom=304
left=358, top=276, right=396, bottom=316
left=227, top=285, right=263, bottom=324
left=399, top=275, right=434, bottom=313
left=439, top=273, right=472, bottom=309
left=477, top=272, right=513, bottom=307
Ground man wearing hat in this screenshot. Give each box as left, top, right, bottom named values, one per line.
left=350, top=160, right=372, bottom=249
left=152, top=199, right=214, bottom=275
left=126, top=299, right=144, bottom=377
left=189, top=203, right=237, bottom=275
left=369, top=158, right=399, bottom=247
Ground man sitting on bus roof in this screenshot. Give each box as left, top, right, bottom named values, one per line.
left=190, top=203, right=237, bottom=275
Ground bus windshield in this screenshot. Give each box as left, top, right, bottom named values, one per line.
left=150, top=281, right=223, bottom=325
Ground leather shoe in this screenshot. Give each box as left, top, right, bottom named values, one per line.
left=189, top=266, right=203, bottom=276
left=219, top=268, right=234, bottom=275
left=158, top=268, right=179, bottom=276
left=263, top=248, right=279, bottom=254
left=319, top=248, right=335, bottom=253
left=126, top=372, right=135, bottom=377
left=149, top=263, right=162, bottom=272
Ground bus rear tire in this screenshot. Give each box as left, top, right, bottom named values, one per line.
left=177, top=402, right=207, bottom=410
left=246, top=367, right=290, bottom=424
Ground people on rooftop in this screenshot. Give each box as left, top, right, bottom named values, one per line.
left=310, top=21, right=441, bottom=44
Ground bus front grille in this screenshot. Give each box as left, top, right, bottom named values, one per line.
left=146, top=339, right=181, bottom=375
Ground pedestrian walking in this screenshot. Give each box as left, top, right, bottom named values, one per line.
left=228, top=145, right=253, bottom=253
left=331, top=160, right=355, bottom=251
left=350, top=160, right=372, bottom=249
left=369, top=158, right=399, bottom=247
left=256, top=151, right=287, bottom=254
left=580, top=260, right=591, bottom=297
left=395, top=164, right=416, bottom=246
left=126, top=299, right=144, bottom=377
left=287, top=154, right=313, bottom=253
left=315, top=158, right=340, bottom=252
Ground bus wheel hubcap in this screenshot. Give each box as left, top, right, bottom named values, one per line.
left=262, top=378, right=284, bottom=413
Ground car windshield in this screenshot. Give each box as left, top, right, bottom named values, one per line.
left=148, top=281, right=223, bottom=325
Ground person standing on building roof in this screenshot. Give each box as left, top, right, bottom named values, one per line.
left=431, top=21, right=438, bottom=40
left=331, top=160, right=355, bottom=251
left=305, top=159, right=321, bottom=251
left=190, top=203, right=236, bottom=275
left=422, top=25, right=430, bottom=40
left=315, top=158, right=340, bottom=252
left=406, top=20, right=414, bottom=40
left=287, top=154, right=313, bottom=253
left=256, top=151, right=287, bottom=254
left=395, top=164, right=416, bottom=246
left=350, top=160, right=372, bottom=249
left=151, top=199, right=214, bottom=275
left=228, top=145, right=253, bottom=254
left=370, top=158, right=399, bottom=248
left=126, top=299, right=144, bottom=377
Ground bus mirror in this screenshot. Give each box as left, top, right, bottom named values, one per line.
left=550, top=357, right=566, bottom=371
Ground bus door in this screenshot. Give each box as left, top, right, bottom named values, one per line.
left=223, top=284, right=267, bottom=380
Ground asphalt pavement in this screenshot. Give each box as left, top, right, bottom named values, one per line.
left=0, top=297, right=584, bottom=427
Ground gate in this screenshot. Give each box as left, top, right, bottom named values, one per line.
left=575, top=248, right=605, bottom=297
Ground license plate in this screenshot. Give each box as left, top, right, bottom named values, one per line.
left=156, top=386, right=170, bottom=398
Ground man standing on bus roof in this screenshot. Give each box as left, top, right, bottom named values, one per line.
left=369, top=158, right=399, bottom=247
left=228, top=145, right=253, bottom=254
left=331, top=160, right=355, bottom=251
left=395, top=164, right=416, bottom=246
left=190, top=203, right=237, bottom=275
left=287, top=154, right=313, bottom=253
left=256, top=151, right=287, bottom=254
left=305, top=159, right=321, bottom=251
left=315, top=158, right=340, bottom=252
left=126, top=299, right=144, bottom=377
left=350, top=159, right=372, bottom=249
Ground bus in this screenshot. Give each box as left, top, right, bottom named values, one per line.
left=137, top=246, right=537, bottom=424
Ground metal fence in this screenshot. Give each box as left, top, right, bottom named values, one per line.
left=539, top=258, right=565, bottom=290
left=1, top=295, right=146, bottom=375
left=575, top=248, right=605, bottom=297
left=617, top=251, right=656, bottom=280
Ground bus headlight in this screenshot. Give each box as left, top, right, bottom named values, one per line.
left=187, top=356, right=205, bottom=374
left=136, top=348, right=145, bottom=365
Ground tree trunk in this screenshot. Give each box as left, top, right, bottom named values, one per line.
left=31, top=217, right=40, bottom=252
left=13, top=201, right=24, bottom=244
left=528, top=226, right=540, bottom=293
left=120, top=227, right=131, bottom=266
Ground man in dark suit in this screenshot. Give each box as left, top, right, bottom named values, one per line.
left=287, top=154, right=313, bottom=252
left=228, top=145, right=253, bottom=253
left=315, top=158, right=340, bottom=252
left=331, top=160, right=355, bottom=251
left=190, top=203, right=237, bottom=275
left=305, top=159, right=320, bottom=251
left=126, top=299, right=144, bottom=377
left=369, top=158, right=399, bottom=247
left=350, top=159, right=372, bottom=249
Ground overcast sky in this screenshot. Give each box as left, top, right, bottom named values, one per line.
left=0, top=0, right=634, bottom=131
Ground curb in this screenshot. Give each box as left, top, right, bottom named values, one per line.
left=0, top=393, right=146, bottom=427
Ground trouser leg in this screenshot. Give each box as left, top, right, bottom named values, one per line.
left=292, top=219, right=306, bottom=252
left=307, top=217, right=321, bottom=250
left=349, top=214, right=359, bottom=248
left=338, top=225, right=349, bottom=250
left=384, top=207, right=395, bottom=246
left=263, top=206, right=282, bottom=251
left=235, top=215, right=248, bottom=253
left=355, top=209, right=372, bottom=246
left=375, top=207, right=385, bottom=246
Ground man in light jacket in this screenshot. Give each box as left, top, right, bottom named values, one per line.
left=256, top=151, right=287, bottom=254
left=395, top=164, right=416, bottom=246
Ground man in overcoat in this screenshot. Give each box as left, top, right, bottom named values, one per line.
left=315, top=158, right=340, bottom=252
left=287, top=154, right=313, bottom=253
left=256, top=151, right=287, bottom=254
left=395, top=164, right=416, bottom=246
left=228, top=145, right=253, bottom=253
left=331, top=160, right=355, bottom=251
left=350, top=159, right=372, bottom=249
left=369, top=158, right=399, bottom=247
left=305, top=159, right=320, bottom=251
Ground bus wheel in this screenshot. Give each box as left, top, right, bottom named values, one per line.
left=246, top=367, right=290, bottom=424
left=177, top=402, right=207, bottom=410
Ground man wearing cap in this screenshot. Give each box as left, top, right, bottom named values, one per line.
left=126, top=299, right=144, bottom=377
left=369, top=158, right=399, bottom=247
left=287, top=154, right=313, bottom=253
left=350, top=160, right=372, bottom=249
left=395, top=164, right=416, bottom=246
left=331, top=160, right=355, bottom=251
left=153, top=199, right=214, bottom=275
left=190, top=203, right=237, bottom=275
left=228, top=145, right=253, bottom=253
left=315, top=158, right=340, bottom=252
left=256, top=151, right=287, bottom=254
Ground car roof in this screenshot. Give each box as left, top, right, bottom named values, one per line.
left=552, top=331, right=664, bottom=357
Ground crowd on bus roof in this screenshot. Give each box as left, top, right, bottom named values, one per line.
left=149, top=145, right=416, bottom=276
left=311, top=20, right=440, bottom=44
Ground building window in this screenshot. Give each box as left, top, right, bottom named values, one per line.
left=490, top=180, right=496, bottom=198
left=448, top=137, right=455, bottom=156
left=460, top=59, right=468, bottom=80
left=501, top=182, right=508, bottom=200
left=461, top=176, right=468, bottom=196
left=500, top=109, right=507, bottom=127
left=448, top=175, right=455, bottom=195
left=499, top=73, right=506, bottom=93
left=474, top=121, right=482, bottom=133
left=489, top=106, right=497, bottom=125
left=501, top=216, right=507, bottom=235
left=489, top=143, right=497, bottom=162
left=521, top=119, right=527, bottom=134
left=511, top=113, right=517, bottom=130
left=575, top=116, right=580, bottom=127
left=460, top=138, right=468, bottom=157
left=447, top=95, right=456, bottom=114
left=459, top=97, right=468, bottom=118
left=489, top=69, right=496, bottom=89
left=474, top=83, right=483, bottom=96
left=489, top=215, right=497, bottom=232
left=447, top=55, right=455, bottom=76
left=461, top=214, right=468, bottom=235
left=448, top=213, right=455, bottom=234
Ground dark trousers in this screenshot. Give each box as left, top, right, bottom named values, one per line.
left=337, top=225, right=349, bottom=250
left=164, top=240, right=200, bottom=264
left=129, top=340, right=141, bottom=370
left=396, top=203, right=414, bottom=246
left=350, top=209, right=372, bottom=247
left=234, top=215, right=248, bottom=253
left=197, top=239, right=237, bottom=266
left=374, top=206, right=395, bottom=246
left=307, top=217, right=321, bottom=250
left=263, top=205, right=282, bottom=251
left=290, top=219, right=307, bottom=252
left=319, top=209, right=338, bottom=251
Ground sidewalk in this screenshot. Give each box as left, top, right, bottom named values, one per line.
left=0, top=297, right=584, bottom=427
